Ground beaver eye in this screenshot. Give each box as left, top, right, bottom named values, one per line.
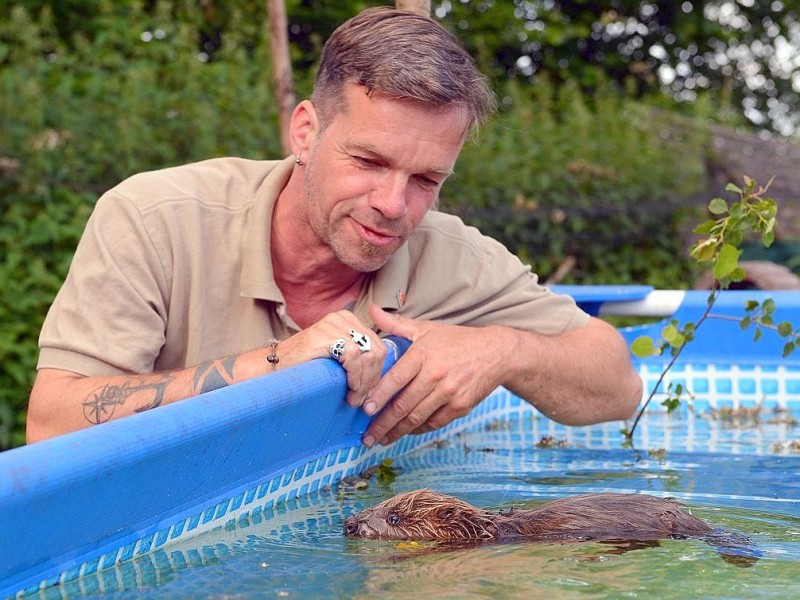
left=387, top=513, right=401, bottom=526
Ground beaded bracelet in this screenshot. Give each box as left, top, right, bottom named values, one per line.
left=266, top=338, right=280, bottom=370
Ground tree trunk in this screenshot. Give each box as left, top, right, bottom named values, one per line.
left=395, top=0, right=431, bottom=16
left=266, top=0, right=295, bottom=155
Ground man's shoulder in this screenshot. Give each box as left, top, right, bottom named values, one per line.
left=106, top=157, right=288, bottom=211
left=412, top=209, right=509, bottom=259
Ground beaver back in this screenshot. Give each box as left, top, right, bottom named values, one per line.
left=344, top=489, right=714, bottom=543
left=494, top=492, right=715, bottom=542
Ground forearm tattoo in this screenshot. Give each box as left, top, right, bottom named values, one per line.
left=192, top=356, right=237, bottom=394
left=82, top=375, right=175, bottom=424
left=81, top=356, right=238, bottom=425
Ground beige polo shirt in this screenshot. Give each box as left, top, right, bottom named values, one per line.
left=38, top=156, right=589, bottom=376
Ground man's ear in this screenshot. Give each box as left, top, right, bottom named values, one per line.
left=289, top=100, right=319, bottom=158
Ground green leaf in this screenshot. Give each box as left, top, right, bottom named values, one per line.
left=783, top=341, right=796, bottom=358
left=691, top=240, right=717, bottom=263
left=712, top=244, right=742, bottom=280
left=725, top=182, right=742, bottom=194
left=661, top=397, right=680, bottom=412
left=376, top=458, right=398, bottom=482
left=778, top=321, right=794, bottom=337
left=661, top=324, right=686, bottom=347
left=745, top=300, right=759, bottom=311
left=708, top=197, right=728, bottom=215
left=694, top=220, right=717, bottom=235
left=729, top=267, right=747, bottom=283
left=630, top=336, right=659, bottom=357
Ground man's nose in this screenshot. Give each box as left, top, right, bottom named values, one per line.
left=370, top=173, right=408, bottom=219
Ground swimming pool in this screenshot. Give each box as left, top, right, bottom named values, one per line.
left=3, top=288, right=800, bottom=598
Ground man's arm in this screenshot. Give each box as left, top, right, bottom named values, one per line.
left=27, top=349, right=272, bottom=443
left=27, top=310, right=387, bottom=443
left=361, top=305, right=642, bottom=446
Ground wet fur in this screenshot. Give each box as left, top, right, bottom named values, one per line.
left=344, top=489, right=758, bottom=566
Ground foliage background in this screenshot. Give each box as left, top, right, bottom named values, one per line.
left=2, top=0, right=794, bottom=448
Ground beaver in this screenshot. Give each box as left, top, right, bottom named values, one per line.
left=344, top=489, right=758, bottom=565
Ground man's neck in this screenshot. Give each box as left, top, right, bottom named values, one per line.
left=271, top=185, right=366, bottom=328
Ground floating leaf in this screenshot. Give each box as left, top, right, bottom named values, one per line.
left=376, top=458, right=398, bottom=482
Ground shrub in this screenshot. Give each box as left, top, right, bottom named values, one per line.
left=0, top=2, right=281, bottom=448
left=442, top=77, right=710, bottom=288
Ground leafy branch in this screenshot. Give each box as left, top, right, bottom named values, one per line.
left=621, top=176, right=794, bottom=445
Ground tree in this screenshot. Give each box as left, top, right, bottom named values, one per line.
left=433, top=0, right=800, bottom=137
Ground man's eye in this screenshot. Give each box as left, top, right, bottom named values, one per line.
left=354, top=156, right=379, bottom=167
left=388, top=514, right=401, bottom=526
left=417, top=177, right=439, bottom=189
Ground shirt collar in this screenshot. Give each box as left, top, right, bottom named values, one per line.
left=241, top=155, right=415, bottom=324
left=240, top=156, right=294, bottom=301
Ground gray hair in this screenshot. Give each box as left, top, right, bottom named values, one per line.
left=311, top=7, right=496, bottom=132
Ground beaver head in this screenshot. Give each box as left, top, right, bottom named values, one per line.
left=344, top=489, right=499, bottom=541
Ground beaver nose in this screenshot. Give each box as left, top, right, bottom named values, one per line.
left=344, top=518, right=359, bottom=537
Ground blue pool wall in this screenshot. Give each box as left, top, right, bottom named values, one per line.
left=4, top=288, right=800, bottom=598
left=615, top=290, right=800, bottom=414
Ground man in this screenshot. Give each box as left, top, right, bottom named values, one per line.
left=27, top=7, right=642, bottom=444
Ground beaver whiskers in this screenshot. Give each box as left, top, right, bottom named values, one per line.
left=344, top=489, right=759, bottom=566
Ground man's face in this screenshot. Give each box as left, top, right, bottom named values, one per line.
left=301, top=84, right=468, bottom=272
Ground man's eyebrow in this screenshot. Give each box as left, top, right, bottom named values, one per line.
left=347, top=142, right=454, bottom=177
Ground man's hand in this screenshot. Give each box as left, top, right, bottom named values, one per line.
left=364, top=304, right=642, bottom=447
left=363, top=305, right=503, bottom=446
left=289, top=310, right=386, bottom=408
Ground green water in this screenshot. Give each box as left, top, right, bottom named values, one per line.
left=50, top=424, right=800, bottom=599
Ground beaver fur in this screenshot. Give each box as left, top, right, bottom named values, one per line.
left=344, top=489, right=758, bottom=565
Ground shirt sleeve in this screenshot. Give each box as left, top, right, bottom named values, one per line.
left=394, top=214, right=590, bottom=335
left=37, top=191, right=169, bottom=376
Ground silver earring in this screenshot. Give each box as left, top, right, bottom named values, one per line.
left=294, top=154, right=304, bottom=166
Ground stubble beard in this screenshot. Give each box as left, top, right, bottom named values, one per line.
left=304, top=164, right=394, bottom=274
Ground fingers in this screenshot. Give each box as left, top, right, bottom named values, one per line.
left=296, top=310, right=386, bottom=407
left=361, top=348, right=448, bottom=446
left=359, top=319, right=500, bottom=447
left=369, top=304, right=419, bottom=340
left=337, top=328, right=385, bottom=407
left=363, top=382, right=471, bottom=447
left=363, top=384, right=435, bottom=447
